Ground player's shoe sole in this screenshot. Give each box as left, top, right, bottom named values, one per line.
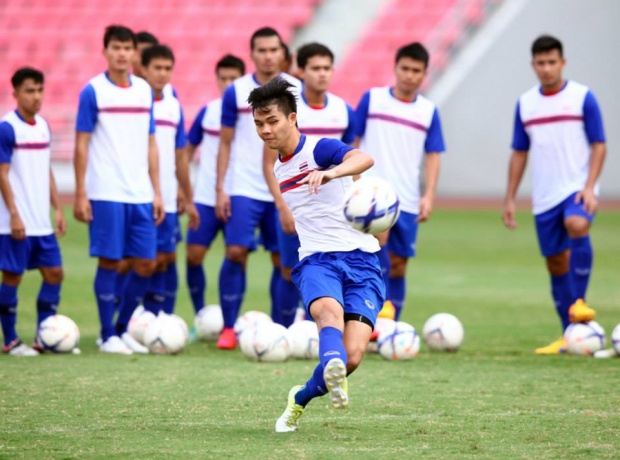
left=568, top=299, right=596, bottom=323
left=323, top=358, right=348, bottom=409
left=593, top=348, right=618, bottom=359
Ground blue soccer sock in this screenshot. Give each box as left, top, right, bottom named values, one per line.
left=551, top=272, right=576, bottom=331
left=318, top=326, right=347, bottom=369
left=37, top=282, right=60, bottom=325
left=114, top=271, right=129, bottom=314
left=219, top=258, right=244, bottom=329
left=186, top=262, right=206, bottom=314
left=276, top=275, right=299, bottom=328
left=0, top=284, right=18, bottom=346
left=377, top=246, right=390, bottom=283
left=143, top=271, right=165, bottom=316
left=388, top=276, right=406, bottom=320
left=569, top=235, right=593, bottom=300
left=162, top=262, right=178, bottom=315
left=94, top=267, right=117, bottom=341
left=116, top=271, right=150, bottom=335
left=294, top=363, right=328, bottom=407
left=270, top=266, right=281, bottom=324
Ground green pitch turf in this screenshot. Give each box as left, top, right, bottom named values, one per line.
left=1, top=209, right=619, bottom=459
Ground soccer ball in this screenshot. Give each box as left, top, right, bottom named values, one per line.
left=143, top=313, right=187, bottom=355
left=234, top=310, right=272, bottom=341
left=194, top=304, right=224, bottom=341
left=343, top=177, right=400, bottom=235
left=287, top=320, right=319, bottom=359
left=422, top=313, right=465, bottom=352
left=378, top=321, right=420, bottom=360
left=367, top=317, right=396, bottom=353
left=564, top=321, right=606, bottom=356
left=169, top=314, right=189, bottom=343
left=612, top=324, right=620, bottom=356
left=240, top=322, right=291, bottom=362
left=37, top=314, right=80, bottom=353
left=128, top=306, right=156, bottom=345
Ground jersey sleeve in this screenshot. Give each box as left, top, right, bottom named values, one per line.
left=0, top=122, right=16, bottom=163
left=75, top=84, right=98, bottom=133
left=148, top=99, right=156, bottom=135
left=221, top=85, right=238, bottom=128
left=511, top=101, right=530, bottom=151
left=424, top=108, right=445, bottom=153
left=175, top=107, right=188, bottom=149
left=313, top=138, right=355, bottom=168
left=187, top=106, right=207, bottom=146
left=341, top=103, right=357, bottom=145
left=354, top=90, right=371, bottom=138
left=583, top=90, right=606, bottom=144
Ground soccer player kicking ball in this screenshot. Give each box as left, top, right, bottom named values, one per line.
left=247, top=78, right=385, bottom=433
left=503, top=35, right=607, bottom=354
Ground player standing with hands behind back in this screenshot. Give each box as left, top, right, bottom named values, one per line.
left=503, top=35, right=606, bottom=354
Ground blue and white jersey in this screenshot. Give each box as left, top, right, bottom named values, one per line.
left=76, top=72, right=155, bottom=204
left=512, top=80, right=606, bottom=215
left=154, top=94, right=187, bottom=213
left=297, top=91, right=356, bottom=144
left=187, top=98, right=232, bottom=206
left=163, top=83, right=178, bottom=99
left=0, top=111, right=53, bottom=236
left=221, top=73, right=302, bottom=201
left=356, top=87, right=445, bottom=214
left=274, top=134, right=379, bottom=260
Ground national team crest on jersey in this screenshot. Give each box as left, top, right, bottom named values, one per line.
left=299, top=161, right=308, bottom=172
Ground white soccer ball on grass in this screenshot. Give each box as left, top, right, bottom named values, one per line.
left=128, top=305, right=156, bottom=345
left=378, top=321, right=420, bottom=360
left=564, top=321, right=606, bottom=356
left=194, top=304, right=224, bottom=341
left=143, top=313, right=187, bottom=355
left=422, top=313, right=465, bottom=352
left=287, top=320, right=319, bottom=359
left=37, top=314, right=80, bottom=353
left=240, top=322, right=291, bottom=362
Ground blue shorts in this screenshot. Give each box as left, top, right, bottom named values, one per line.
left=186, top=203, right=224, bottom=248
left=535, top=192, right=595, bottom=257
left=275, top=211, right=300, bottom=269
left=157, top=213, right=179, bottom=253
left=292, top=250, right=386, bottom=328
left=225, top=196, right=278, bottom=252
left=0, top=234, right=62, bottom=274
left=89, top=200, right=156, bottom=260
left=388, top=211, right=419, bottom=258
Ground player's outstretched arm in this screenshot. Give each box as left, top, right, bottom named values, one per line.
left=49, top=168, right=66, bottom=237
left=215, top=126, right=234, bottom=222
left=0, top=163, right=25, bottom=240
left=575, top=142, right=606, bottom=214
left=263, top=146, right=296, bottom=234
left=502, top=150, right=528, bottom=230
left=73, top=131, right=92, bottom=223
left=175, top=146, right=199, bottom=230
left=418, top=153, right=440, bottom=223
left=300, top=149, right=374, bottom=194
left=148, top=134, right=165, bottom=226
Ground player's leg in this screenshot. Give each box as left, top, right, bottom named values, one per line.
left=144, top=212, right=177, bottom=315
left=261, top=202, right=286, bottom=325
left=162, top=252, right=178, bottom=315
left=564, top=192, right=595, bottom=302
left=114, top=258, right=131, bottom=314
left=273, top=210, right=301, bottom=327
left=33, top=235, right=63, bottom=330
left=386, top=211, right=418, bottom=320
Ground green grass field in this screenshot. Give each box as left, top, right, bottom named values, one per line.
left=1, top=208, right=619, bottom=459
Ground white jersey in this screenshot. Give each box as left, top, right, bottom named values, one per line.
left=274, top=134, right=379, bottom=260
left=76, top=72, right=155, bottom=203
left=356, top=87, right=445, bottom=214
left=154, top=94, right=186, bottom=213
left=513, top=81, right=606, bottom=214
left=0, top=111, right=53, bottom=236
left=297, top=91, right=355, bottom=143
left=221, top=73, right=302, bottom=201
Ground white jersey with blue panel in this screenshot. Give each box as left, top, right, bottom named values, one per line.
left=512, top=80, right=606, bottom=215
left=355, top=87, right=445, bottom=215
left=274, top=134, right=379, bottom=260
left=0, top=111, right=53, bottom=236
left=154, top=93, right=187, bottom=213
left=297, top=91, right=356, bottom=143
left=76, top=72, right=156, bottom=204
left=187, top=98, right=232, bottom=207
left=221, top=73, right=302, bottom=202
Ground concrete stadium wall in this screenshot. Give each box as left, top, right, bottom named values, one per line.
left=429, top=0, right=620, bottom=200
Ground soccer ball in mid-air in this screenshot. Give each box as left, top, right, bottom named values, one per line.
left=612, top=323, right=620, bottom=356
left=378, top=321, right=420, bottom=360
left=194, top=304, right=224, bottom=341
left=343, top=177, right=400, bottom=235
left=128, top=306, right=156, bottom=345
left=240, top=322, right=291, bottom=362
left=287, top=320, right=319, bottom=359
left=143, top=313, right=188, bottom=355
left=422, top=313, right=465, bottom=352
left=564, top=321, right=606, bottom=356
left=234, top=310, right=273, bottom=341
left=37, top=314, right=80, bottom=353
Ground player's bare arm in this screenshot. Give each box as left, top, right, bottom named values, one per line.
left=215, top=126, right=234, bottom=222
left=418, top=152, right=440, bottom=222
left=73, top=131, right=92, bottom=223
left=263, top=145, right=296, bottom=234
left=0, top=162, right=25, bottom=240
left=502, top=150, right=529, bottom=230
left=175, top=145, right=199, bottom=230
left=147, top=133, right=165, bottom=225
left=300, top=149, right=374, bottom=194
left=49, top=168, right=66, bottom=237
left=575, top=142, right=607, bottom=214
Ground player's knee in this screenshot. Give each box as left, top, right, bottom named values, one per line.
left=166, top=252, right=176, bottom=265
left=133, top=259, right=157, bottom=277
left=389, top=256, right=407, bottom=278
left=346, top=348, right=365, bottom=374
left=99, top=258, right=119, bottom=271
left=116, top=258, right=131, bottom=274
left=280, top=266, right=293, bottom=282
left=546, top=252, right=569, bottom=275
left=186, top=245, right=206, bottom=266
left=2, top=271, right=22, bottom=286
left=310, top=299, right=342, bottom=327
left=271, top=252, right=281, bottom=269
left=43, top=267, right=63, bottom=285
left=565, top=217, right=590, bottom=238
left=226, top=245, right=248, bottom=264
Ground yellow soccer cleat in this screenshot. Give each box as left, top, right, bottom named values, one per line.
left=568, top=299, right=596, bottom=323
left=275, top=385, right=305, bottom=433
left=535, top=337, right=567, bottom=355
left=378, top=300, right=396, bottom=320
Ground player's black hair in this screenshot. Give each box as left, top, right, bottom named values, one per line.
left=395, top=42, right=429, bottom=68
left=141, top=44, right=175, bottom=67
left=136, top=31, right=159, bottom=46
left=11, top=67, right=44, bottom=89
left=216, top=54, right=246, bottom=75
left=247, top=77, right=297, bottom=117
left=296, top=42, right=334, bottom=69
left=103, top=25, right=136, bottom=48
left=531, top=35, right=563, bottom=57
left=250, top=27, right=282, bottom=50
left=282, top=42, right=291, bottom=61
